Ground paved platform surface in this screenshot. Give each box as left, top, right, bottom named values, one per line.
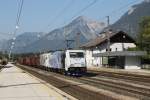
left=0, top=64, right=69, bottom=100
left=88, top=67, right=150, bottom=76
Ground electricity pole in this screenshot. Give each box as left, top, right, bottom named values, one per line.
left=66, top=39, right=74, bottom=49
left=106, top=16, right=110, bottom=52
left=76, top=33, right=80, bottom=49
left=106, top=16, right=110, bottom=27
left=64, top=26, right=74, bottom=50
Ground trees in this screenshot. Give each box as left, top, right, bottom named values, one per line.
left=138, top=16, right=150, bottom=58
left=138, top=16, right=150, bottom=50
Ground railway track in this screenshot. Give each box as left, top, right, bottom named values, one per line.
left=85, top=70, right=150, bottom=90
left=17, top=64, right=150, bottom=100
left=88, top=70, right=150, bottom=85
left=93, top=75, right=150, bottom=87
left=76, top=77, right=150, bottom=99
left=16, top=64, right=117, bottom=100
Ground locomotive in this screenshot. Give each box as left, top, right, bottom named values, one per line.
left=18, top=50, right=87, bottom=76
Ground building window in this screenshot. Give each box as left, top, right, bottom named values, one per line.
left=106, top=48, right=111, bottom=51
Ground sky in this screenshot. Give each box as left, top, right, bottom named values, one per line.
left=0, top=0, right=144, bottom=35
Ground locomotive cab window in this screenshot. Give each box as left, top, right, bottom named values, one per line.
left=69, top=52, right=84, bottom=58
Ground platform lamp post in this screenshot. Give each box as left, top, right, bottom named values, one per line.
left=8, top=51, right=12, bottom=61
left=9, top=44, right=14, bottom=62
left=9, top=25, right=19, bottom=62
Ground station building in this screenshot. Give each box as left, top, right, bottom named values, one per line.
left=81, top=31, right=146, bottom=69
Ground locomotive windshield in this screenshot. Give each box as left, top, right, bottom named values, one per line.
left=69, top=52, right=84, bottom=58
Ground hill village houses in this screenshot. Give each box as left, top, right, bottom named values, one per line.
left=81, top=31, right=146, bottom=69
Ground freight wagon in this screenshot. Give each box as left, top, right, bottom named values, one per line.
left=18, top=50, right=87, bottom=76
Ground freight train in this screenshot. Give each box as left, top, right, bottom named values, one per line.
left=18, top=50, right=87, bottom=76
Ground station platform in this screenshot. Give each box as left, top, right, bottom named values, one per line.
left=87, top=67, right=150, bottom=76
left=0, top=63, right=74, bottom=100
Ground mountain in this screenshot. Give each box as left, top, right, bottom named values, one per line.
left=20, top=16, right=106, bottom=53
left=0, top=33, right=13, bottom=50
left=111, top=0, right=150, bottom=38
left=2, top=32, right=45, bottom=53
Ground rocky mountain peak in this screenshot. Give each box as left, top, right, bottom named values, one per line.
left=144, top=0, right=150, bottom=3
left=71, top=16, right=90, bottom=23
left=46, top=16, right=106, bottom=40
left=111, top=1, right=150, bottom=39
left=69, top=16, right=103, bottom=27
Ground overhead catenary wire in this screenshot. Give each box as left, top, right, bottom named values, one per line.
left=61, top=0, right=141, bottom=50
left=61, top=0, right=101, bottom=47
left=12, top=0, right=24, bottom=38
left=36, top=0, right=75, bottom=53
left=46, top=0, right=100, bottom=33
left=45, top=0, right=74, bottom=31
left=9, top=0, right=24, bottom=60
left=39, top=0, right=74, bottom=34
left=99, top=0, right=140, bottom=53
left=38, top=0, right=141, bottom=52
left=16, top=0, right=24, bottom=27
left=36, top=0, right=102, bottom=45
left=109, top=0, right=139, bottom=16
left=65, top=0, right=99, bottom=26
left=35, top=0, right=75, bottom=48
left=56, top=0, right=100, bottom=50
left=99, top=0, right=140, bottom=23
left=43, top=0, right=99, bottom=33
left=6, top=0, right=141, bottom=54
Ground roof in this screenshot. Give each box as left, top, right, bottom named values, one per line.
left=93, top=51, right=147, bottom=57
left=81, top=31, right=135, bottom=48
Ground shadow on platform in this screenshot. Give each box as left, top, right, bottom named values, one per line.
left=4, top=65, right=13, bottom=68
left=0, top=82, right=47, bottom=88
